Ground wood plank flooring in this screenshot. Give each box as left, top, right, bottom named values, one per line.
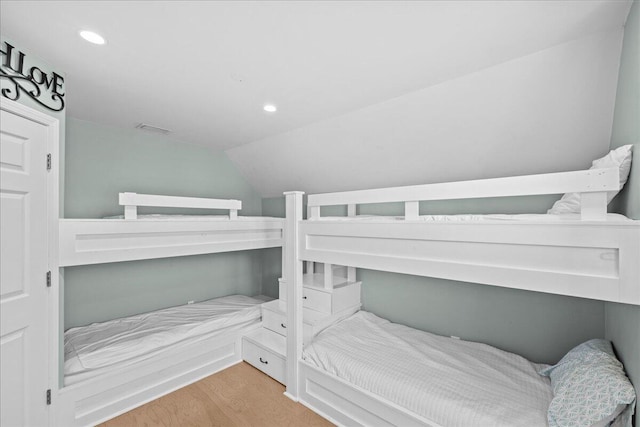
left=99, top=362, right=333, bottom=427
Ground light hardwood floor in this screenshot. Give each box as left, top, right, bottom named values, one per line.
left=99, top=362, right=333, bottom=427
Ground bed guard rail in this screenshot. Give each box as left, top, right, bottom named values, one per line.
left=119, top=192, right=242, bottom=219
left=306, top=167, right=620, bottom=221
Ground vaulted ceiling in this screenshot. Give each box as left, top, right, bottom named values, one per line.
left=1, top=1, right=633, bottom=196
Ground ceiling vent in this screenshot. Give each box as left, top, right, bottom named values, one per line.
left=135, top=123, right=171, bottom=135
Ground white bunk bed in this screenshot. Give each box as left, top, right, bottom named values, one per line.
left=59, top=192, right=285, bottom=266
left=57, top=193, right=285, bottom=426
left=282, top=165, right=640, bottom=426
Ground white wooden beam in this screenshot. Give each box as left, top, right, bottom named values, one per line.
left=123, top=205, right=137, bottom=220
left=405, top=201, right=419, bottom=220
left=580, top=191, right=607, bottom=221
left=307, top=167, right=619, bottom=208
left=323, top=263, right=333, bottom=290
left=119, top=192, right=242, bottom=211
left=284, top=191, right=304, bottom=401
left=309, top=205, right=321, bottom=220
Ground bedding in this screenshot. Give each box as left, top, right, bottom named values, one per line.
left=548, top=144, right=633, bottom=215
left=316, top=213, right=631, bottom=222
left=107, top=214, right=279, bottom=221
left=540, top=339, right=636, bottom=427
left=64, top=294, right=263, bottom=385
left=303, top=310, right=553, bottom=427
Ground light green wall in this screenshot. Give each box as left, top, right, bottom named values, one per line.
left=610, top=0, right=639, bottom=221
left=65, top=117, right=261, bottom=218
left=64, top=118, right=265, bottom=328
left=262, top=194, right=604, bottom=364
left=606, top=2, right=640, bottom=425
left=64, top=252, right=263, bottom=327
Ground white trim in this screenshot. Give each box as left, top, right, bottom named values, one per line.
left=307, top=167, right=619, bottom=220
left=0, top=98, right=60, bottom=426
left=56, top=323, right=259, bottom=427
left=299, top=220, right=640, bottom=305
left=284, top=191, right=304, bottom=400
left=299, top=361, right=440, bottom=427
left=58, top=217, right=284, bottom=266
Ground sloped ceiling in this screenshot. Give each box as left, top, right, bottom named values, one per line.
left=0, top=1, right=633, bottom=196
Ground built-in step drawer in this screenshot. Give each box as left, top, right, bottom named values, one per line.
left=302, top=278, right=361, bottom=314
left=262, top=300, right=314, bottom=343
left=261, top=299, right=360, bottom=344
left=242, top=329, right=286, bottom=384
left=262, top=304, right=288, bottom=337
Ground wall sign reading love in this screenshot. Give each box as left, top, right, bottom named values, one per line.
left=0, top=41, right=65, bottom=112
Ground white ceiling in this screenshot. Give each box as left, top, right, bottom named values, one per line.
left=0, top=1, right=632, bottom=152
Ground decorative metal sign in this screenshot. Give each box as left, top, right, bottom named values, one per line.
left=0, top=41, right=65, bottom=112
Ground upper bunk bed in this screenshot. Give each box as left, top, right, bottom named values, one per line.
left=291, top=162, right=640, bottom=305
left=59, top=192, right=285, bottom=266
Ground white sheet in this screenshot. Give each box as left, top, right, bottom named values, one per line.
left=303, top=311, right=553, bottom=427
left=106, top=214, right=279, bottom=221
left=316, top=213, right=630, bottom=222
left=64, top=294, right=262, bottom=385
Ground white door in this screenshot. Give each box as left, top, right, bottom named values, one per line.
left=1, top=102, right=54, bottom=427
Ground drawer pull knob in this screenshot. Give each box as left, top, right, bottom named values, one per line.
left=259, top=357, right=268, bottom=365
left=303, top=296, right=307, bottom=299
left=281, top=323, right=287, bottom=328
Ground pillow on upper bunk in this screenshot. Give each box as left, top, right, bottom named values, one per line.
left=539, top=339, right=636, bottom=427
left=547, top=144, right=633, bottom=214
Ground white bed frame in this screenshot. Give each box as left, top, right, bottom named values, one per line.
left=56, top=322, right=261, bottom=427
left=59, top=192, right=284, bottom=266
left=57, top=193, right=283, bottom=425
left=282, top=168, right=640, bottom=426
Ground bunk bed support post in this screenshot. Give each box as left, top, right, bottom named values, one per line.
left=405, top=201, right=419, bottom=220
left=580, top=191, right=607, bottom=221
left=309, top=205, right=320, bottom=220
left=324, top=263, right=333, bottom=290
left=284, top=191, right=304, bottom=401
left=347, top=204, right=357, bottom=282
left=123, top=205, right=137, bottom=220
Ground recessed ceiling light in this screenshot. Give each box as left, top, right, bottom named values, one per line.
left=79, top=30, right=106, bottom=45
left=263, top=104, right=277, bottom=113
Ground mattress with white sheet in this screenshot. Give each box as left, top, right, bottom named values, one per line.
left=303, top=310, right=553, bottom=427
left=107, top=214, right=280, bottom=221
left=64, top=294, right=263, bottom=385
left=316, top=213, right=631, bottom=222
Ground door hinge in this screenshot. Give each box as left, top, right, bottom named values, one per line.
left=46, top=271, right=51, bottom=288
left=46, top=153, right=51, bottom=170
left=46, top=389, right=51, bottom=405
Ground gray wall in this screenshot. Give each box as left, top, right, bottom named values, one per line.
left=261, top=195, right=605, bottom=364
left=64, top=118, right=265, bottom=328
left=606, top=1, right=640, bottom=425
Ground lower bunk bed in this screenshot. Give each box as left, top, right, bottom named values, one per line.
left=57, top=294, right=265, bottom=427
left=299, top=310, right=636, bottom=427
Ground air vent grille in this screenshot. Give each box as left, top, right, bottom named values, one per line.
left=135, top=123, right=171, bottom=135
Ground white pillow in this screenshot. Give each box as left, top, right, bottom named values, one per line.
left=548, top=145, right=633, bottom=214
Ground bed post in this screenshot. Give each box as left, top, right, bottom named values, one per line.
left=284, top=191, right=304, bottom=401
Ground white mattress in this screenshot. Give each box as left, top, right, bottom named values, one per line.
left=317, top=213, right=630, bottom=222
left=107, top=214, right=279, bottom=221
left=303, top=311, right=553, bottom=427
left=64, top=294, right=263, bottom=385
